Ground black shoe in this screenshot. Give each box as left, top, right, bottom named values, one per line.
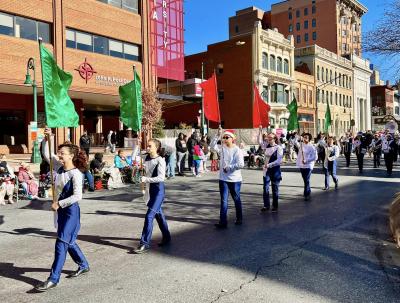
left=66, top=267, right=90, bottom=278
left=234, top=220, right=242, bottom=225
left=271, top=208, right=278, bottom=213
left=133, top=244, right=150, bottom=254
left=322, top=187, right=329, bottom=191
left=335, top=182, right=338, bottom=190
left=35, top=280, right=57, bottom=292
left=157, top=239, right=171, bottom=247
left=214, top=223, right=227, bottom=229
left=260, top=207, right=269, bottom=212
left=304, top=195, right=310, bottom=201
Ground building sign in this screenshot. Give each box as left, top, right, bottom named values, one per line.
left=75, top=58, right=97, bottom=84
left=150, top=0, right=184, bottom=81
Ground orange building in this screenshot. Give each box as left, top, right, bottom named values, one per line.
left=269, top=0, right=367, bottom=57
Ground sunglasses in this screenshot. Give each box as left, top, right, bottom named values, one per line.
left=222, top=136, right=231, bottom=140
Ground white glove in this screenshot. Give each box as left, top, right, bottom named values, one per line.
left=141, top=176, right=148, bottom=183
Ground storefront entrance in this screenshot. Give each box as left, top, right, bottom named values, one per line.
left=0, top=110, right=26, bottom=145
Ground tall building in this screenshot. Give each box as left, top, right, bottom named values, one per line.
left=0, top=0, right=184, bottom=151
left=270, top=0, right=367, bottom=57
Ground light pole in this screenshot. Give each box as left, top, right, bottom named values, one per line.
left=24, top=57, right=41, bottom=163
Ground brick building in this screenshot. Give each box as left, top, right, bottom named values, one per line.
left=371, top=83, right=395, bottom=130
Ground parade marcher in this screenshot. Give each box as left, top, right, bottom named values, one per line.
left=370, top=133, right=382, bottom=168
left=260, top=133, right=283, bottom=213
left=295, top=133, right=318, bottom=201
left=133, top=139, right=171, bottom=254
left=353, top=132, right=367, bottom=173
left=36, top=128, right=90, bottom=291
left=342, top=133, right=353, bottom=167
left=257, top=126, right=269, bottom=151
left=382, top=134, right=396, bottom=176
left=210, top=128, right=244, bottom=229
left=175, top=133, right=187, bottom=176
left=316, top=133, right=326, bottom=164
left=322, top=136, right=340, bottom=190
left=79, top=130, right=91, bottom=158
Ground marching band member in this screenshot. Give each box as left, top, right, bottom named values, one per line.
left=211, top=128, right=244, bottom=229
left=36, top=128, right=90, bottom=291
left=352, top=132, right=367, bottom=173
left=260, top=133, right=283, bottom=213
left=323, top=136, right=340, bottom=190
left=370, top=133, right=382, bottom=168
left=382, top=134, right=396, bottom=176
left=296, top=133, right=318, bottom=201
left=342, top=133, right=353, bottom=167
left=133, top=139, right=171, bottom=254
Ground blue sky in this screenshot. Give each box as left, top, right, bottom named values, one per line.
left=184, top=0, right=396, bottom=82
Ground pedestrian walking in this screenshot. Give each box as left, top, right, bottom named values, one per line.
left=260, top=133, right=283, bottom=213
left=322, top=136, right=340, bottom=190
left=210, top=128, right=244, bottom=229
left=133, top=139, right=171, bottom=254
left=175, top=133, right=187, bottom=176
left=35, top=128, right=90, bottom=291
left=79, top=130, right=91, bottom=158
left=295, top=133, right=318, bottom=201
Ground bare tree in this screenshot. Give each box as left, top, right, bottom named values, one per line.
left=141, top=88, right=162, bottom=137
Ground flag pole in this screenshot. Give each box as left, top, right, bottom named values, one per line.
left=38, top=37, right=56, bottom=208
left=254, top=83, right=261, bottom=128
left=214, top=69, right=221, bottom=127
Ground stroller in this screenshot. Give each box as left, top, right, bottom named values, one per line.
left=38, top=173, right=51, bottom=198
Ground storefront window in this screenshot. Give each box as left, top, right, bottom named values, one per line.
left=0, top=12, right=14, bottom=36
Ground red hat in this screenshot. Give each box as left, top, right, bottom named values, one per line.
left=223, top=129, right=236, bottom=139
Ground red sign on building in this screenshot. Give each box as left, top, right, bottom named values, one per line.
left=150, top=0, right=184, bottom=81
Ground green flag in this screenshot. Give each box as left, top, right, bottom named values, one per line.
left=119, top=70, right=142, bottom=131
left=39, top=44, right=79, bottom=128
left=286, top=97, right=299, bottom=131
left=324, top=102, right=332, bottom=132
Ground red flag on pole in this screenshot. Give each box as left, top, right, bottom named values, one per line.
left=253, top=83, right=271, bottom=128
left=200, top=73, right=220, bottom=123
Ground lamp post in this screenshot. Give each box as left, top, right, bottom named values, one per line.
left=24, top=57, right=41, bottom=163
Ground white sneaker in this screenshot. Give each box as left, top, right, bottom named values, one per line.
left=8, top=199, right=14, bottom=204
left=0, top=200, right=5, bottom=205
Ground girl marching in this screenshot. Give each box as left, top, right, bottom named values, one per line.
left=133, top=139, right=171, bottom=254
left=322, top=136, right=340, bottom=190
left=260, top=133, right=283, bottom=213
left=382, top=134, right=396, bottom=176
left=210, top=128, right=244, bottom=229
left=36, top=128, right=90, bottom=291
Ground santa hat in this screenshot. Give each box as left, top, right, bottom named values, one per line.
left=223, top=129, right=236, bottom=139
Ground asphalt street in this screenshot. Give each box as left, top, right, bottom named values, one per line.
left=0, top=156, right=400, bottom=303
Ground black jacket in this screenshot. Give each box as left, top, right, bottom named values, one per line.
left=80, top=135, right=91, bottom=149
left=176, top=138, right=188, bottom=153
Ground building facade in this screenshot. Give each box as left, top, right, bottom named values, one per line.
left=295, top=45, right=353, bottom=136
left=294, top=70, right=316, bottom=135
left=270, top=0, right=367, bottom=57
left=371, top=83, right=395, bottom=131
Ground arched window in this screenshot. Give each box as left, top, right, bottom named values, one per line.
left=262, top=52, right=268, bottom=69
left=284, top=59, right=289, bottom=74
left=349, top=77, right=352, bottom=89
left=277, top=57, right=283, bottom=73
left=339, top=73, right=342, bottom=86
left=270, top=55, right=276, bottom=71
left=321, top=67, right=325, bottom=82
left=330, top=70, right=333, bottom=83
left=325, top=69, right=329, bottom=83
left=317, top=66, right=320, bottom=80
left=335, top=71, right=337, bottom=85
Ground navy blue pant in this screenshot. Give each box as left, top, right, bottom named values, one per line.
left=384, top=153, right=394, bottom=174
left=263, top=175, right=280, bottom=209
left=373, top=152, right=381, bottom=167
left=323, top=162, right=338, bottom=189
left=219, top=180, right=242, bottom=225
left=140, top=186, right=170, bottom=247
left=356, top=153, right=364, bottom=172
left=83, top=170, right=94, bottom=191
left=193, top=159, right=201, bottom=175
left=344, top=152, right=351, bottom=167
left=300, top=168, right=312, bottom=198
left=49, top=204, right=89, bottom=283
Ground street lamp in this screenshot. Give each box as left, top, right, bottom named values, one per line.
left=24, top=57, right=41, bottom=163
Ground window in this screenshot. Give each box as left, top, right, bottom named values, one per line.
left=312, top=5, right=316, bottom=14
left=304, top=20, right=308, bottom=29
left=270, top=55, right=276, bottom=71
left=289, top=24, right=293, bottom=33
left=38, top=21, right=50, bottom=43
left=109, top=39, right=123, bottom=58
left=15, top=17, right=36, bottom=41
left=304, top=8, right=308, bottom=16
left=317, top=88, right=320, bottom=103
left=322, top=90, right=325, bottom=104
left=76, top=31, right=93, bottom=52
left=330, top=92, right=333, bottom=105
left=317, top=65, right=320, bottom=80
left=342, top=30, right=347, bottom=37
left=295, top=87, right=300, bottom=101
left=312, top=31, right=317, bottom=40
left=335, top=71, right=337, bottom=85
left=123, top=43, right=139, bottom=60
left=309, top=90, right=313, bottom=104
left=93, top=35, right=108, bottom=55
left=277, top=57, right=283, bottom=73
left=349, top=77, right=352, bottom=89
left=302, top=89, right=307, bottom=103
left=296, top=22, right=300, bottom=31
left=304, top=33, right=309, bottom=42
left=271, top=83, right=288, bottom=104
left=284, top=59, right=289, bottom=74
left=235, top=25, right=239, bottom=33
left=296, top=10, right=300, bottom=18
left=262, top=86, right=269, bottom=102
left=262, top=52, right=268, bottom=69
left=339, top=94, right=342, bottom=106
left=342, top=43, right=347, bottom=52
left=335, top=92, right=338, bottom=105
left=312, top=19, right=316, bottom=27
left=330, top=70, right=333, bottom=83
left=289, top=12, right=292, bottom=20
left=217, top=64, right=224, bottom=74
left=0, top=12, right=14, bottom=36
left=296, top=35, right=301, bottom=43
left=66, top=29, right=76, bottom=48
left=98, top=0, right=139, bottom=13
left=218, top=90, right=224, bottom=100
left=339, top=73, right=342, bottom=86
left=321, top=67, right=325, bottom=82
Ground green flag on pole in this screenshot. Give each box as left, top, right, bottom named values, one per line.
left=39, top=43, right=79, bottom=128
left=324, top=102, right=332, bottom=132
left=119, top=70, right=142, bottom=131
left=286, top=97, right=299, bottom=131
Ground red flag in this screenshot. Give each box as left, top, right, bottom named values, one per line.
left=253, top=83, right=271, bottom=128
left=199, top=73, right=220, bottom=122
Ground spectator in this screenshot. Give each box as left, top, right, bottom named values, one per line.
left=165, top=146, right=176, bottom=179
left=0, top=154, right=15, bottom=205
left=18, top=162, right=39, bottom=199
left=175, top=133, right=187, bottom=176
left=192, top=144, right=205, bottom=177
left=90, top=153, right=106, bottom=174
left=114, top=150, right=133, bottom=182
left=106, top=131, right=116, bottom=153
left=79, top=130, right=91, bottom=158
left=200, top=135, right=210, bottom=172
left=187, top=131, right=200, bottom=172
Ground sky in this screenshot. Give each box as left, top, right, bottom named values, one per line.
left=183, top=0, right=396, bottom=82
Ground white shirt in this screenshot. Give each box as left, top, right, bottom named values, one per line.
left=296, top=142, right=318, bottom=170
